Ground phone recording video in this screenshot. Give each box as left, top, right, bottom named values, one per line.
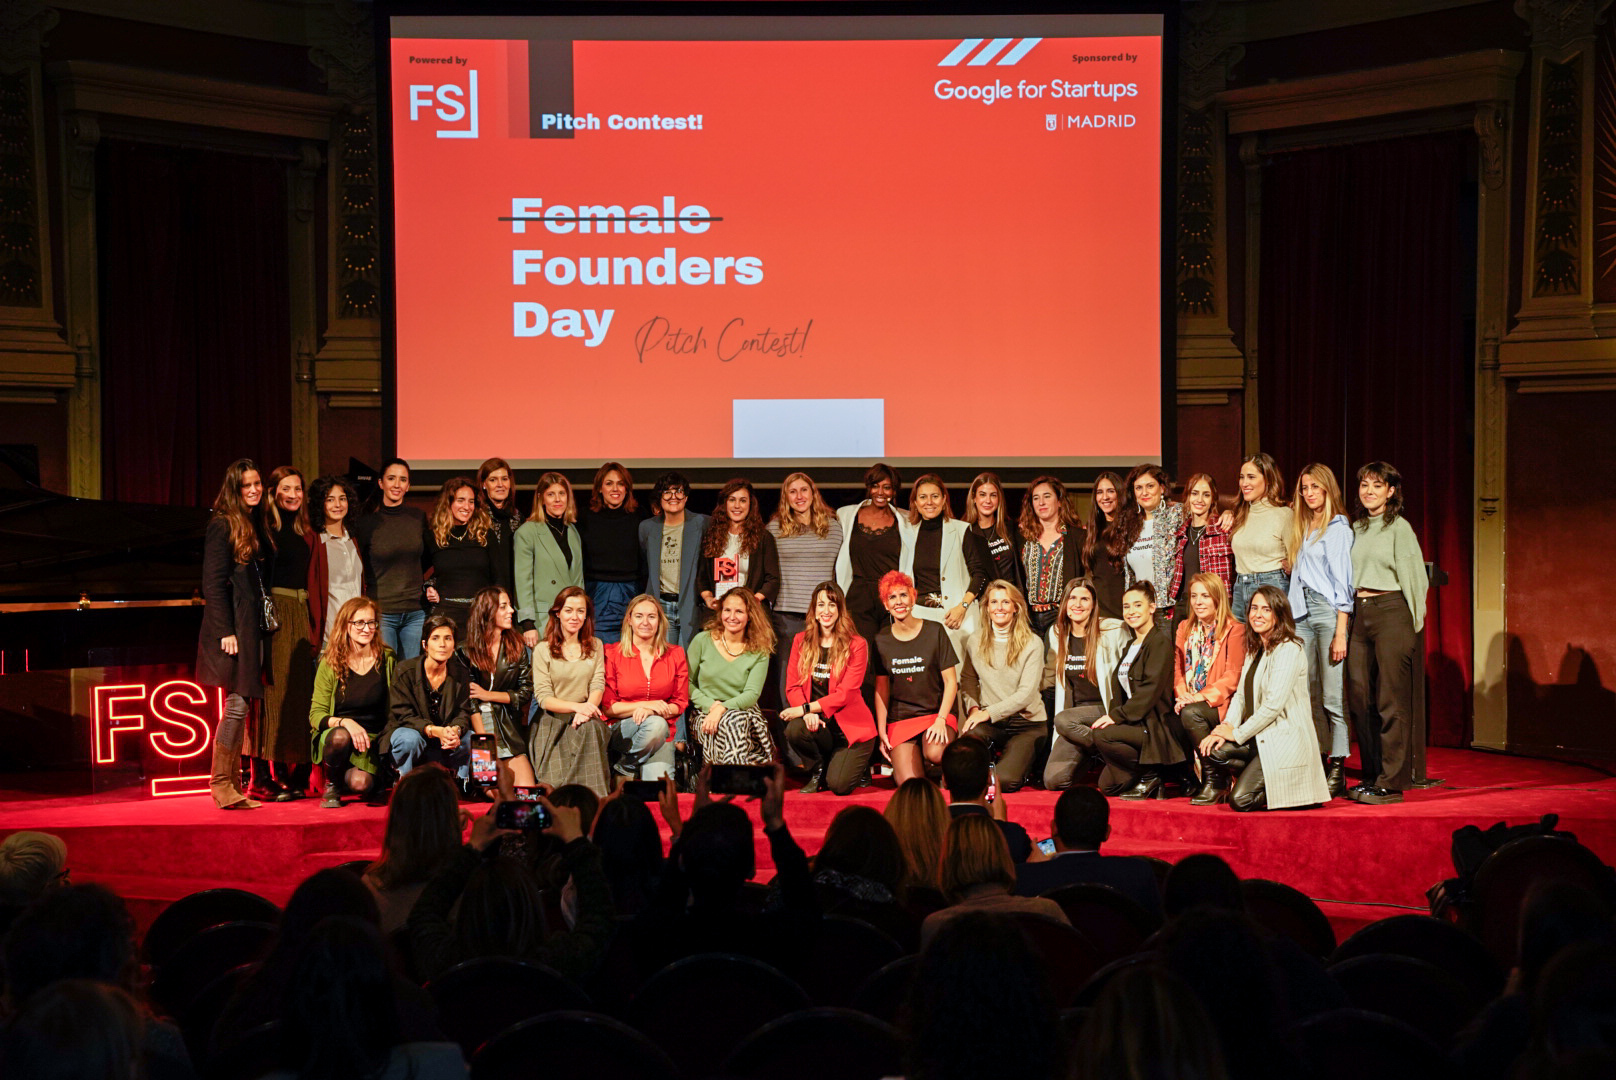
left=495, top=797, right=552, bottom=831
left=469, top=733, right=497, bottom=786
left=708, top=763, right=772, bottom=797
left=622, top=779, right=664, bottom=802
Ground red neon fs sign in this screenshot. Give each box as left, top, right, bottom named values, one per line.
left=92, top=681, right=221, bottom=797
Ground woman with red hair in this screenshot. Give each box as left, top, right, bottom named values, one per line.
left=873, top=570, right=959, bottom=785
left=530, top=585, right=610, bottom=794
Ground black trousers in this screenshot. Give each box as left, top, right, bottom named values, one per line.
left=1043, top=703, right=1106, bottom=789
left=966, top=716, right=1044, bottom=791
left=1179, top=701, right=1220, bottom=754
left=1208, top=739, right=1265, bottom=812
left=783, top=717, right=878, bottom=796
left=1346, top=592, right=1416, bottom=792
left=1092, top=723, right=1146, bottom=794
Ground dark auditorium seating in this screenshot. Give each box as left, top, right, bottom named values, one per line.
left=626, top=953, right=811, bottom=1077
left=723, top=1007, right=903, bottom=1080
left=1332, top=914, right=1503, bottom=1005
left=1070, top=952, right=1156, bottom=1008
left=1329, top=954, right=1476, bottom=1046
left=1040, top=882, right=1160, bottom=960
left=851, top=956, right=919, bottom=1026
left=207, top=1020, right=284, bottom=1080
left=149, top=920, right=275, bottom=1017
left=425, top=957, right=592, bottom=1058
left=1010, top=914, right=1108, bottom=1007
left=1242, top=878, right=1337, bottom=960
left=142, top=887, right=280, bottom=967
left=472, top=1011, right=676, bottom=1080
left=1468, top=835, right=1616, bottom=969
left=796, top=915, right=905, bottom=1006
left=1292, top=1008, right=1458, bottom=1080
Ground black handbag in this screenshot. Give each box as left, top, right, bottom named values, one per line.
left=252, top=562, right=280, bottom=633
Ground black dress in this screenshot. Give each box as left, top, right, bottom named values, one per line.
left=848, top=513, right=902, bottom=640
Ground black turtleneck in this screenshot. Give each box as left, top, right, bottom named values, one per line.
left=914, top=516, right=944, bottom=597
left=545, top=513, right=573, bottom=567
left=577, top=504, right=641, bottom=582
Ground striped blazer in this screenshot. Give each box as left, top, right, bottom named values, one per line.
left=1224, top=639, right=1330, bottom=810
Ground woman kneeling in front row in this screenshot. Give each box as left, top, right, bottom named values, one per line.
left=1195, top=585, right=1330, bottom=811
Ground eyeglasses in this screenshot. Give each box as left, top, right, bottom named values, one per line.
left=662, top=490, right=688, bottom=500
left=352, top=620, right=379, bottom=630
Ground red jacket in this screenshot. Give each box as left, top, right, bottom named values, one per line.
left=603, top=644, right=690, bottom=714
left=307, top=531, right=367, bottom=647
left=784, top=633, right=876, bottom=744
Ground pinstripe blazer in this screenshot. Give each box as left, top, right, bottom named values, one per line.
left=1225, top=639, right=1330, bottom=809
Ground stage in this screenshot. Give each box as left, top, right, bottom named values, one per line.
left=3, top=748, right=1613, bottom=941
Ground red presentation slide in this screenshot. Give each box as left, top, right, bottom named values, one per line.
left=389, top=20, right=1163, bottom=469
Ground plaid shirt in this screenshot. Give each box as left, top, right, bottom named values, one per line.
left=1166, top=518, right=1233, bottom=604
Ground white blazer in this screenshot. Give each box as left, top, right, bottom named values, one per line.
left=900, top=517, right=979, bottom=655
left=1225, top=639, right=1330, bottom=809
left=834, top=500, right=917, bottom=594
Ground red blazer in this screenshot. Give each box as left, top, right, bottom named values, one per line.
left=603, top=644, right=690, bottom=714
left=784, top=633, right=876, bottom=744
left=307, top=531, right=368, bottom=647
left=1173, top=619, right=1247, bottom=720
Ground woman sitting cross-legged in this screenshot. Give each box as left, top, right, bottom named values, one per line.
left=529, top=585, right=610, bottom=796
left=1195, top=585, right=1330, bottom=811
left=379, top=616, right=473, bottom=788
left=780, top=581, right=878, bottom=795
left=310, top=596, right=395, bottom=808
left=687, top=587, right=777, bottom=765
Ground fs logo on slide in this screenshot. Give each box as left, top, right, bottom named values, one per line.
left=408, top=70, right=479, bottom=138
left=937, top=38, right=1042, bottom=66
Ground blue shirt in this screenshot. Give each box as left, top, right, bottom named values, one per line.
left=1288, top=515, right=1354, bottom=617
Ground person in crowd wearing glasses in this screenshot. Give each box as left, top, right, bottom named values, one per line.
left=637, top=472, right=709, bottom=650
left=310, top=597, right=394, bottom=808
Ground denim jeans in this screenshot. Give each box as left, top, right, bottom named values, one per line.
left=657, top=597, right=682, bottom=649
left=380, top=609, right=425, bottom=660
left=1295, top=585, right=1348, bottom=758
left=610, top=716, right=673, bottom=779
left=1231, top=570, right=1289, bottom=624
left=588, top=580, right=637, bottom=644
left=388, top=727, right=469, bottom=778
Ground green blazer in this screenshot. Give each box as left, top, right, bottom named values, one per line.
left=309, top=648, right=396, bottom=774
left=514, top=518, right=585, bottom=630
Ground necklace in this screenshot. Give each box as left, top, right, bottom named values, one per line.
left=718, top=636, right=746, bottom=657
left=450, top=524, right=468, bottom=541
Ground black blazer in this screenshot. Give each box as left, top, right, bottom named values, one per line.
left=695, top=529, right=782, bottom=608
left=195, top=517, right=266, bottom=698
left=453, top=644, right=535, bottom=754
left=1107, top=625, right=1178, bottom=763
left=380, top=656, right=474, bottom=763
left=1014, top=850, right=1164, bottom=921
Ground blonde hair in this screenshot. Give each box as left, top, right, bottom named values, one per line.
left=617, top=594, right=669, bottom=658
left=884, top=779, right=949, bottom=891
left=938, top=814, right=1015, bottom=901
left=1184, top=573, right=1232, bottom=639
left=1286, top=463, right=1348, bottom=569
left=531, top=471, right=578, bottom=524
left=0, top=831, right=68, bottom=906
left=796, top=581, right=858, bottom=683
left=966, top=472, right=1014, bottom=549
left=430, top=477, right=491, bottom=547
left=704, top=588, right=777, bottom=655
left=772, top=472, right=835, bottom=538
left=972, top=580, right=1036, bottom=667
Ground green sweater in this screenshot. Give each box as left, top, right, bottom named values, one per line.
left=1350, top=514, right=1428, bottom=632
left=309, top=650, right=396, bottom=773
left=685, top=632, right=769, bottom=712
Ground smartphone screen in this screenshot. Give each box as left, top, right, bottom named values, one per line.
left=1036, top=837, right=1057, bottom=857
left=469, top=733, right=497, bottom=786
left=622, top=780, right=663, bottom=802
left=708, top=763, right=772, bottom=797
left=495, top=799, right=552, bottom=831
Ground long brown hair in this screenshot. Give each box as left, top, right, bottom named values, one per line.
left=1082, top=470, right=1125, bottom=571
left=938, top=814, right=1015, bottom=900
left=906, top=474, right=955, bottom=527
left=476, top=457, right=517, bottom=513
left=212, top=458, right=262, bottom=565
left=771, top=471, right=835, bottom=538
left=1181, top=472, right=1221, bottom=525
left=465, top=586, right=525, bottom=668
left=1107, top=463, right=1175, bottom=561
left=366, top=764, right=461, bottom=892
left=883, top=777, right=949, bottom=891
left=430, top=477, right=491, bottom=547
left=1230, top=453, right=1287, bottom=535
left=321, top=596, right=381, bottom=691
left=796, top=581, right=858, bottom=683
left=966, top=471, right=1014, bottom=549
left=264, top=465, right=309, bottom=546
left=544, top=584, right=598, bottom=660
left=704, top=587, right=777, bottom=655
left=589, top=461, right=638, bottom=514
left=1018, top=475, right=1081, bottom=543
left=1052, top=579, right=1101, bottom=683
left=701, top=478, right=766, bottom=557
left=1248, top=584, right=1302, bottom=653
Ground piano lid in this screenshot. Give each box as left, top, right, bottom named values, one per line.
left=0, top=464, right=210, bottom=603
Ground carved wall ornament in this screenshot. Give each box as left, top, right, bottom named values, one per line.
left=1177, top=104, right=1219, bottom=315
left=0, top=70, right=41, bottom=305
left=0, top=1, right=58, bottom=70
left=308, top=0, right=376, bottom=108
left=336, top=108, right=379, bottom=320
left=1180, top=0, right=1246, bottom=108
left=1534, top=58, right=1583, bottom=295
left=65, top=112, right=98, bottom=199
left=1475, top=101, right=1510, bottom=191
left=1515, top=0, right=1616, bottom=54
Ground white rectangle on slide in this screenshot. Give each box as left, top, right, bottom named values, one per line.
left=732, top=399, right=884, bottom=459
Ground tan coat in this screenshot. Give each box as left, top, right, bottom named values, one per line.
left=1225, top=640, right=1330, bottom=809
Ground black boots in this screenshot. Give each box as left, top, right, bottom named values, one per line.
left=1325, top=758, right=1346, bottom=799
left=1191, top=760, right=1229, bottom=805
left=1120, top=771, right=1162, bottom=800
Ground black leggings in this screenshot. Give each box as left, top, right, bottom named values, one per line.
left=1208, top=740, right=1266, bottom=812
left=783, top=718, right=878, bottom=796
left=967, top=717, right=1044, bottom=791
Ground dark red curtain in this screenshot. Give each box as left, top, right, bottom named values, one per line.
left=98, top=140, right=292, bottom=507
left=1257, top=131, right=1474, bottom=747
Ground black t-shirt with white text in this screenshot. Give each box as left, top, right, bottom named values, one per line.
left=876, top=620, right=959, bottom=721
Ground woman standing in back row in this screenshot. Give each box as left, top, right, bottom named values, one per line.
left=767, top=472, right=844, bottom=709
left=514, top=471, right=585, bottom=641
left=1019, top=475, right=1085, bottom=639
left=424, top=476, right=497, bottom=639
left=577, top=462, right=644, bottom=646
left=478, top=457, right=523, bottom=596
left=1226, top=453, right=1293, bottom=623
left=1286, top=464, right=1355, bottom=797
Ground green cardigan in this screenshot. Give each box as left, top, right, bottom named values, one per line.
left=685, top=632, right=769, bottom=712
left=309, top=649, right=396, bottom=774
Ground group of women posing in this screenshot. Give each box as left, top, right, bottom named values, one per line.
left=195, top=453, right=1428, bottom=813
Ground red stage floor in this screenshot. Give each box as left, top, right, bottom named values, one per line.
left=4, top=748, right=1613, bottom=940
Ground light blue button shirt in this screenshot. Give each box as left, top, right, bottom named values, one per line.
left=1288, top=515, right=1354, bottom=617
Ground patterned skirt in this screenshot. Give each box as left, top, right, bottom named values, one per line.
left=529, top=712, right=612, bottom=795
left=250, top=589, right=315, bottom=763
left=693, top=705, right=775, bottom=766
